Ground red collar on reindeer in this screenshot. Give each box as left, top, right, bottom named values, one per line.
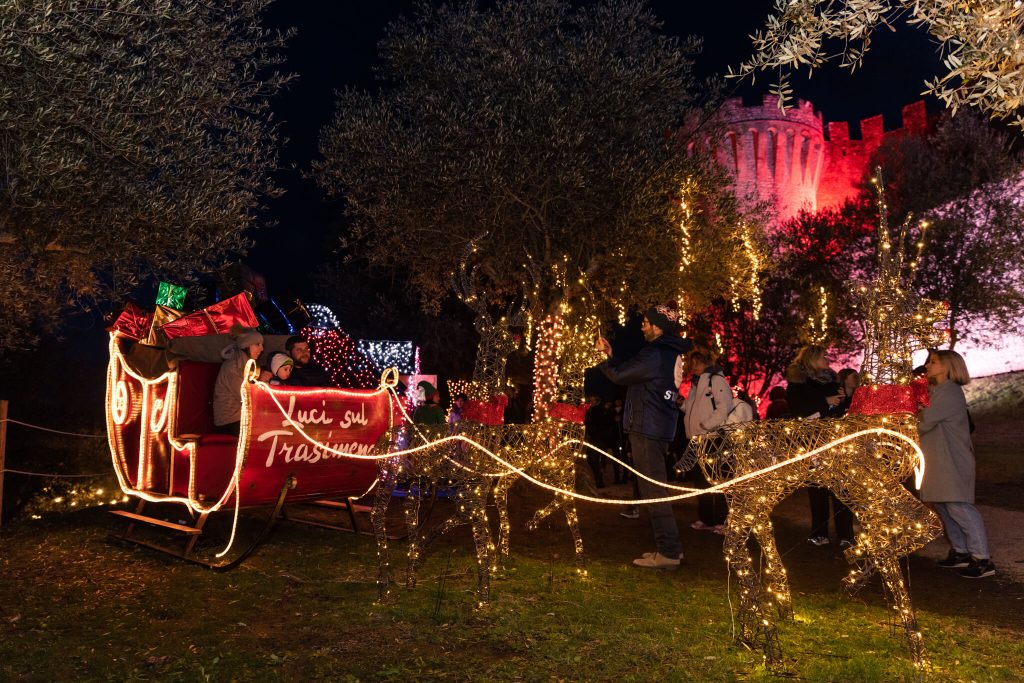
left=847, top=378, right=930, bottom=415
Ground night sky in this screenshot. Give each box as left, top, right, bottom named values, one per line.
left=249, top=1, right=945, bottom=300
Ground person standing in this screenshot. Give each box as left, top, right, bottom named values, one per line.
left=448, top=392, right=468, bottom=425
left=598, top=304, right=691, bottom=569
left=681, top=349, right=733, bottom=534
left=833, top=367, right=861, bottom=416
left=919, top=349, right=995, bottom=579
left=413, top=381, right=446, bottom=424
left=785, top=345, right=853, bottom=548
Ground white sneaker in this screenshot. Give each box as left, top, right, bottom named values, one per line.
left=632, top=552, right=681, bottom=569
left=620, top=507, right=640, bottom=519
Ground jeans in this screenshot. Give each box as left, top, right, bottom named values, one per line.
left=629, top=433, right=681, bottom=559
left=933, top=501, right=991, bottom=560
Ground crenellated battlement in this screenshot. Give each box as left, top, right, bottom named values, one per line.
left=710, top=97, right=930, bottom=222
left=817, top=101, right=928, bottom=211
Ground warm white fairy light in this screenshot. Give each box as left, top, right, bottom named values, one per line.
left=805, top=286, right=829, bottom=345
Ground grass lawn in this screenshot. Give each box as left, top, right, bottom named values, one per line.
left=2, top=502, right=1022, bottom=683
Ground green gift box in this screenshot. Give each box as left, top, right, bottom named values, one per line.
left=156, top=281, right=188, bottom=309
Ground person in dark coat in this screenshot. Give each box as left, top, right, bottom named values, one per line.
left=598, top=303, right=692, bottom=569
left=283, top=335, right=331, bottom=387
left=919, top=349, right=995, bottom=578
left=833, top=367, right=861, bottom=417
left=786, top=344, right=853, bottom=548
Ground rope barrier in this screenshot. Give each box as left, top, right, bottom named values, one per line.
left=0, top=418, right=105, bottom=439
left=1, top=469, right=111, bottom=479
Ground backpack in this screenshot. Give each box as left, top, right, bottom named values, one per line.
left=725, top=399, right=754, bottom=424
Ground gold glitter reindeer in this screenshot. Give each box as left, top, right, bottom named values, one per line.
left=692, top=170, right=946, bottom=666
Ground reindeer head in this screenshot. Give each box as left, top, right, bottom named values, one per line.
left=858, top=170, right=948, bottom=386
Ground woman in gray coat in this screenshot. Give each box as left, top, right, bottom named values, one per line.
left=918, top=349, right=995, bottom=578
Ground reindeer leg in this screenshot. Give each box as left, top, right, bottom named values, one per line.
left=875, top=548, right=927, bottom=666
left=492, top=473, right=516, bottom=569
left=747, top=494, right=793, bottom=620
left=403, top=476, right=425, bottom=589
left=839, top=472, right=940, bottom=594
left=722, top=490, right=782, bottom=664
left=558, top=489, right=586, bottom=574
left=466, top=478, right=494, bottom=603
left=372, top=461, right=398, bottom=601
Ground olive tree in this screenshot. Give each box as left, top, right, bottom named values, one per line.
left=0, top=1, right=291, bottom=353
left=734, top=1, right=1024, bottom=127
left=872, top=112, right=1024, bottom=348
left=314, top=0, right=761, bottom=326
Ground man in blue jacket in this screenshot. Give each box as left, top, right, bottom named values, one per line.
left=598, top=303, right=692, bottom=569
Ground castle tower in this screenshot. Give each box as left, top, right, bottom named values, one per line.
left=711, top=95, right=825, bottom=223
left=708, top=97, right=929, bottom=224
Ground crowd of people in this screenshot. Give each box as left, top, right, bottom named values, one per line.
left=212, top=314, right=996, bottom=580
left=594, top=303, right=995, bottom=579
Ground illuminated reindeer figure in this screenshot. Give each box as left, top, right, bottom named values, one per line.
left=370, top=256, right=512, bottom=602
left=370, top=250, right=579, bottom=600
left=453, top=255, right=590, bottom=574
left=489, top=309, right=599, bottom=574
left=693, top=175, right=946, bottom=665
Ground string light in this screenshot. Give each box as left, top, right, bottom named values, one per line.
left=356, top=340, right=417, bottom=375
left=804, top=286, right=829, bottom=345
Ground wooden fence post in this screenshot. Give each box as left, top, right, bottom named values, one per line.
left=0, top=399, right=8, bottom=528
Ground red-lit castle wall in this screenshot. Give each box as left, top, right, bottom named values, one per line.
left=711, top=96, right=929, bottom=222
left=711, top=97, right=1024, bottom=377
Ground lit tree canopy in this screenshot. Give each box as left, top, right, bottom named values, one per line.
left=870, top=112, right=1024, bottom=348
left=315, top=0, right=763, bottom=321
left=0, top=0, right=290, bottom=353
left=733, top=1, right=1024, bottom=126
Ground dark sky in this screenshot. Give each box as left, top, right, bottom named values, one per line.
left=249, top=1, right=944, bottom=299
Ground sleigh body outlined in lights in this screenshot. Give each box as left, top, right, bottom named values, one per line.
left=104, top=331, right=398, bottom=567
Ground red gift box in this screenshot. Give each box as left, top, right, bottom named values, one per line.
left=108, top=302, right=152, bottom=341
left=159, top=293, right=259, bottom=340
left=549, top=402, right=586, bottom=424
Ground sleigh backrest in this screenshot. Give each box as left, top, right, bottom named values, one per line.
left=175, top=361, right=221, bottom=436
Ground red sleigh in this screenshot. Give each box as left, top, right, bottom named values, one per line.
left=105, top=299, right=400, bottom=567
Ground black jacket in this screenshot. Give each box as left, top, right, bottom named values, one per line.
left=286, top=361, right=331, bottom=388
left=600, top=334, right=692, bottom=441
left=786, top=377, right=840, bottom=418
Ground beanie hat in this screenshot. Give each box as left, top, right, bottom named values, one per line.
left=645, top=302, right=681, bottom=335
left=234, top=326, right=264, bottom=350
left=270, top=352, right=294, bottom=376
left=417, top=380, right=438, bottom=398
